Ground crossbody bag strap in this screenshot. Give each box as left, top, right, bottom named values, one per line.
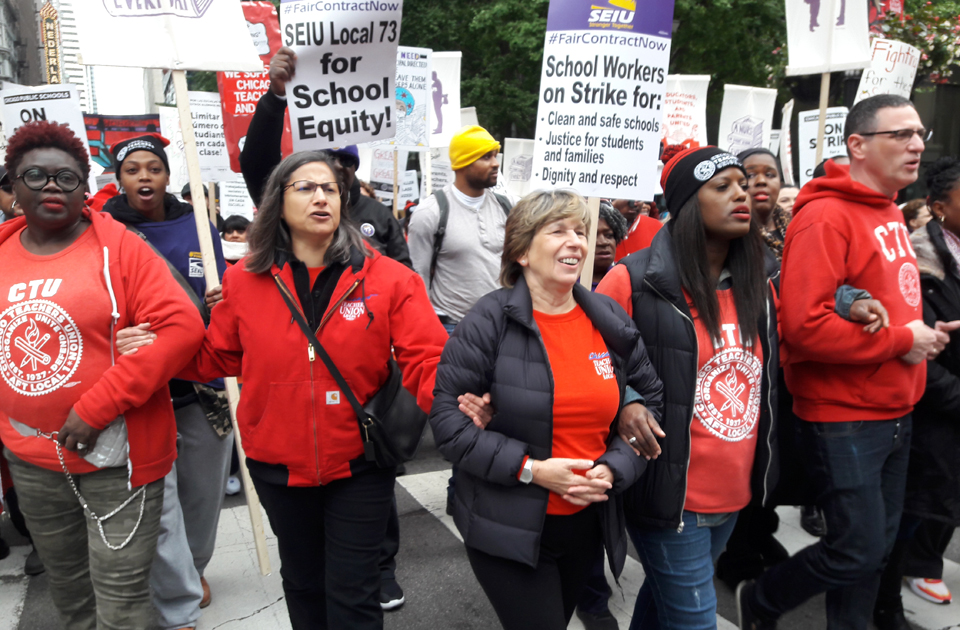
left=429, top=189, right=450, bottom=289
left=273, top=275, right=373, bottom=433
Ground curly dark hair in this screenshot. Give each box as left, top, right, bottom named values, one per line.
left=598, top=201, right=628, bottom=243
left=4, top=121, right=90, bottom=181
left=926, top=156, right=960, bottom=206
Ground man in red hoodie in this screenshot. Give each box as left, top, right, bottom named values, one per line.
left=737, top=95, right=955, bottom=630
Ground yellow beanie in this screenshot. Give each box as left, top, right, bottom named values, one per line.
left=449, top=125, right=500, bottom=171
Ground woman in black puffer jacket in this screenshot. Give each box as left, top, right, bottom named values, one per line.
left=430, top=190, right=662, bottom=630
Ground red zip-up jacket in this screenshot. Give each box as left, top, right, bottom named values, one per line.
left=179, top=246, right=448, bottom=486
left=0, top=210, right=205, bottom=487
left=780, top=162, right=923, bottom=422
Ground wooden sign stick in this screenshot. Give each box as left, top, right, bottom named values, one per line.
left=814, top=0, right=837, bottom=165
left=579, top=196, right=602, bottom=289
left=173, top=70, right=271, bottom=577
left=392, top=151, right=400, bottom=219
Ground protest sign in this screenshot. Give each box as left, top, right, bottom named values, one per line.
left=83, top=114, right=161, bottom=171
left=781, top=100, right=796, bottom=186
left=769, top=130, right=781, bottom=156
left=218, top=1, right=293, bottom=173
left=369, top=47, right=432, bottom=150
left=799, top=106, right=848, bottom=185
left=717, top=84, right=778, bottom=155
left=503, top=138, right=536, bottom=197
left=661, top=74, right=709, bottom=148
left=460, top=107, right=479, bottom=128
left=1, top=82, right=97, bottom=191
left=159, top=106, right=189, bottom=194
left=397, top=170, right=420, bottom=209
left=784, top=0, right=871, bottom=75
left=220, top=178, right=256, bottom=221
left=430, top=52, right=462, bottom=148
left=854, top=39, right=920, bottom=104
left=73, top=1, right=261, bottom=72
left=187, top=92, right=232, bottom=181
left=368, top=147, right=408, bottom=203
left=420, top=148, right=454, bottom=198
left=530, top=0, right=674, bottom=200
left=280, top=0, right=404, bottom=151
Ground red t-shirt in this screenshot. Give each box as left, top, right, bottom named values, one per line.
left=533, top=306, right=620, bottom=515
left=684, top=287, right=763, bottom=513
left=615, top=215, right=663, bottom=261
left=0, top=226, right=115, bottom=474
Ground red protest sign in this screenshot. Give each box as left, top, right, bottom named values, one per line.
left=84, top=113, right=162, bottom=172
left=216, top=1, right=292, bottom=173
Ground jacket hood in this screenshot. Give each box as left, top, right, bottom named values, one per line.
left=102, top=193, right=193, bottom=225
left=792, top=161, right=895, bottom=217
left=912, top=220, right=953, bottom=281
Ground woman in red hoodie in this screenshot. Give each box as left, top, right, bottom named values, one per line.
left=0, top=122, right=205, bottom=628
left=176, top=151, right=448, bottom=630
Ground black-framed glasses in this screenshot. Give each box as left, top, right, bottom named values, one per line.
left=283, top=180, right=341, bottom=198
left=16, top=167, right=83, bottom=192
left=858, top=128, right=928, bottom=142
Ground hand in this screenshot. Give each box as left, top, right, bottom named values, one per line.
left=269, top=47, right=298, bottom=96
left=848, top=299, right=890, bottom=334
left=566, top=464, right=615, bottom=505
left=902, top=320, right=950, bottom=364
left=116, top=323, right=156, bottom=355
left=205, top=285, right=223, bottom=309
left=58, top=408, right=101, bottom=454
left=530, top=458, right=612, bottom=506
left=617, top=403, right=665, bottom=460
left=458, top=392, right=493, bottom=429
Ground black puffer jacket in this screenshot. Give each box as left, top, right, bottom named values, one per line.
left=906, top=221, right=960, bottom=525
left=430, top=276, right=663, bottom=573
left=619, top=228, right=779, bottom=530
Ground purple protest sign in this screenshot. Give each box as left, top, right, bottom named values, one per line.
left=546, top=0, right=674, bottom=39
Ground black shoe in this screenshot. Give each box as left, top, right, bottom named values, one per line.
left=24, top=546, right=44, bottom=576
left=800, top=505, right=827, bottom=538
left=873, top=608, right=912, bottom=630
left=736, top=580, right=777, bottom=630
left=0, top=537, right=9, bottom=561
left=576, top=606, right=619, bottom=630
left=395, top=463, right=406, bottom=476
left=380, top=579, right=405, bottom=611
left=446, top=493, right=454, bottom=516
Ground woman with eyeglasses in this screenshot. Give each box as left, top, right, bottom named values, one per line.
left=0, top=122, right=205, bottom=628
left=170, top=151, right=448, bottom=629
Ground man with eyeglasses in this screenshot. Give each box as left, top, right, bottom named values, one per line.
left=737, top=94, right=956, bottom=630
left=0, top=166, right=20, bottom=221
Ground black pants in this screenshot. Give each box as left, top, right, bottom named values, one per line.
left=875, top=516, right=955, bottom=613
left=253, top=467, right=396, bottom=630
left=467, top=505, right=603, bottom=630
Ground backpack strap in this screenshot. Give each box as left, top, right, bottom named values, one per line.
left=493, top=193, right=514, bottom=216
left=429, top=189, right=450, bottom=289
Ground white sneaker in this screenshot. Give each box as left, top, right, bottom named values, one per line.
left=225, top=475, right=242, bottom=496
left=906, top=577, right=952, bottom=604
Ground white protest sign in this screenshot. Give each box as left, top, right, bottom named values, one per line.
left=430, top=52, right=462, bottom=148
left=799, top=106, right=848, bottom=185
left=460, top=107, right=479, bottom=128
left=0, top=82, right=97, bottom=191
left=662, top=74, right=710, bottom=148
left=369, top=47, right=432, bottom=150
left=420, top=148, right=454, bottom=198
left=717, top=85, right=778, bottom=155
left=220, top=178, right=256, bottom=221
left=785, top=0, right=871, bottom=75
left=368, top=147, right=408, bottom=203
left=281, top=0, right=403, bottom=151
left=73, top=2, right=260, bottom=72
left=188, top=92, right=232, bottom=181
left=781, top=99, right=796, bottom=186
left=854, top=39, right=920, bottom=104
left=397, top=170, right=419, bottom=208
left=159, top=106, right=189, bottom=194
left=769, top=130, right=781, bottom=156
left=530, top=0, right=674, bottom=199
left=503, top=138, right=536, bottom=197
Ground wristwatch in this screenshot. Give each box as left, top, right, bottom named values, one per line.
left=519, top=457, right=535, bottom=484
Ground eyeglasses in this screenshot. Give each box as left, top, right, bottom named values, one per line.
left=858, top=128, right=929, bottom=142
left=16, top=168, right=83, bottom=192
left=283, top=180, right=341, bottom=198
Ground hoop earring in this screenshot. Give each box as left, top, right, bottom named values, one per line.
left=939, top=214, right=945, bottom=224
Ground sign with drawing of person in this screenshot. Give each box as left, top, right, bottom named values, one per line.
left=370, top=47, right=432, bottom=150
left=785, top=0, right=871, bottom=75
left=430, top=52, right=462, bottom=148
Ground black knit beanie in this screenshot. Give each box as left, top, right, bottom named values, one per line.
left=111, top=134, right=171, bottom=180
left=660, top=146, right=745, bottom=216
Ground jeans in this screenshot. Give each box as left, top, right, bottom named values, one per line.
left=5, top=449, right=164, bottom=630
left=752, top=417, right=911, bottom=630
left=467, top=504, right=602, bottom=630
left=627, top=510, right=739, bottom=630
left=252, top=467, right=396, bottom=630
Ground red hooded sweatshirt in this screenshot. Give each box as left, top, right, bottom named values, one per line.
left=178, top=247, right=447, bottom=487
left=780, top=162, right=924, bottom=423
left=0, top=210, right=206, bottom=487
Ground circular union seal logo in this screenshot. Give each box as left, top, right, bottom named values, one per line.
left=0, top=300, right=83, bottom=397
left=693, top=160, right=716, bottom=181
left=694, top=347, right=761, bottom=442
left=360, top=222, right=376, bottom=237
left=898, top=262, right=921, bottom=308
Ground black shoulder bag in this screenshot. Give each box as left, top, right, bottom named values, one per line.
left=274, top=275, right=428, bottom=468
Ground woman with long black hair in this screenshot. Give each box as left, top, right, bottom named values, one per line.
left=597, top=147, right=779, bottom=629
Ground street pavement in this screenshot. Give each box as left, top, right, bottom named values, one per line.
left=2, top=428, right=959, bottom=630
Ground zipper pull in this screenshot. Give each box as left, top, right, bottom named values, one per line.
left=308, top=344, right=316, bottom=362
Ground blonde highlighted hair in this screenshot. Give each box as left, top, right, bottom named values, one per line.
left=500, top=189, right=591, bottom=288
